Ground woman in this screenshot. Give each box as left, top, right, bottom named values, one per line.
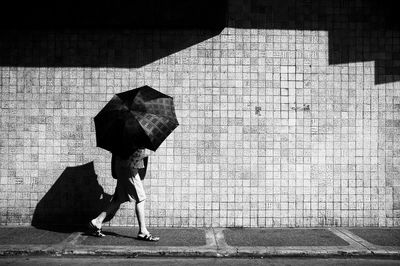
left=88, top=148, right=159, bottom=241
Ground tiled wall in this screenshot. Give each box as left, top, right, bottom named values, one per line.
left=0, top=0, right=399, bottom=227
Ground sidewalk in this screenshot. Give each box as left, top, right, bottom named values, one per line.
left=0, top=226, right=399, bottom=258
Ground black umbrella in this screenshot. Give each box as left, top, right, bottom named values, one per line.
left=94, top=85, right=179, bottom=157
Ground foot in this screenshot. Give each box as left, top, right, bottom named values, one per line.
left=88, top=220, right=105, bottom=237
left=137, top=232, right=160, bottom=242
left=90, top=219, right=102, bottom=230
left=91, top=230, right=106, bottom=237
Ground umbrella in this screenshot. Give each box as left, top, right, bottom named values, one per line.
left=94, top=85, right=179, bottom=157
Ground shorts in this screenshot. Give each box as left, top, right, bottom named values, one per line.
left=113, top=159, right=146, bottom=203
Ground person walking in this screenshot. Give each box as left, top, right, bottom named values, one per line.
left=88, top=148, right=159, bottom=241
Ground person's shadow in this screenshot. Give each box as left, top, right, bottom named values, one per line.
left=31, top=161, right=116, bottom=232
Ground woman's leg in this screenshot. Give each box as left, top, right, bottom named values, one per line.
left=135, top=200, right=159, bottom=241
left=91, top=199, right=121, bottom=229
left=135, top=200, right=149, bottom=235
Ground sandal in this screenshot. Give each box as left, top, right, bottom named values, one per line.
left=137, top=233, right=160, bottom=242
left=92, top=230, right=106, bottom=237
left=88, top=221, right=105, bottom=237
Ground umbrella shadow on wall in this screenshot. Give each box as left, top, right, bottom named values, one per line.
left=31, top=161, right=117, bottom=232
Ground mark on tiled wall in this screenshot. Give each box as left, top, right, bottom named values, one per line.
left=291, top=104, right=310, bottom=111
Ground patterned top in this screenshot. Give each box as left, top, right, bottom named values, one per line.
left=112, top=149, right=153, bottom=179
left=128, top=149, right=149, bottom=169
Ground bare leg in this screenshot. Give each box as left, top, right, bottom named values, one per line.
left=91, top=200, right=121, bottom=229
left=135, top=200, right=159, bottom=241
left=135, top=200, right=149, bottom=235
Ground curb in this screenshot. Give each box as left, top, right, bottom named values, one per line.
left=1, top=245, right=400, bottom=258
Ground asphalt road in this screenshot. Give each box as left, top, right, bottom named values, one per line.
left=0, top=257, right=399, bottom=266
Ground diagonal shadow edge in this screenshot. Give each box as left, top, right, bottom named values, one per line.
left=0, top=28, right=225, bottom=69
left=0, top=0, right=227, bottom=69
left=226, top=0, right=400, bottom=85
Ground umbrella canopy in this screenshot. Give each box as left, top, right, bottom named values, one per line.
left=94, top=85, right=179, bottom=157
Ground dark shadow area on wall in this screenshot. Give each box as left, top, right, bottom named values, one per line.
left=228, top=0, right=400, bottom=84
left=0, top=0, right=398, bottom=84
left=31, top=162, right=116, bottom=232
left=0, top=0, right=226, bottom=68
left=0, top=29, right=221, bottom=68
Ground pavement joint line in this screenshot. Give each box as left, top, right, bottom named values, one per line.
left=212, top=228, right=227, bottom=249
left=328, top=228, right=370, bottom=251
left=59, top=232, right=83, bottom=247
left=205, top=228, right=217, bottom=248
left=338, top=228, right=400, bottom=254
left=212, top=228, right=237, bottom=256
left=215, top=227, right=376, bottom=257
left=337, top=228, right=375, bottom=250
left=76, top=232, right=89, bottom=245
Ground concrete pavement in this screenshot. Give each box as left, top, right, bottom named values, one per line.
left=0, top=226, right=399, bottom=258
